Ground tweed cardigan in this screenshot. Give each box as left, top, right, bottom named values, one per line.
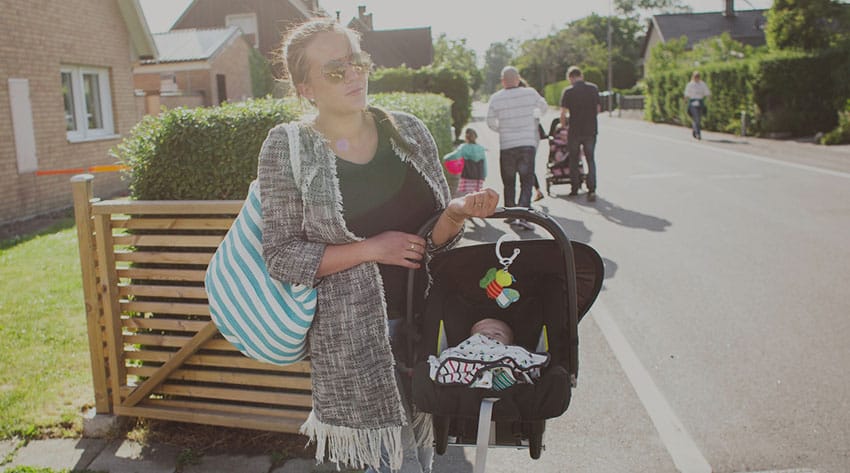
left=258, top=110, right=458, bottom=468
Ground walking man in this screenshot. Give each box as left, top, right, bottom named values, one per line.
left=487, top=66, right=548, bottom=229
left=560, top=66, right=601, bottom=202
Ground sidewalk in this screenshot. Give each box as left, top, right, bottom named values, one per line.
left=1, top=438, right=362, bottom=473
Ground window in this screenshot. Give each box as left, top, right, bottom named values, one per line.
left=61, top=66, right=115, bottom=141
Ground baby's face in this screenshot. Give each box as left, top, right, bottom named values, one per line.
left=471, top=318, right=513, bottom=344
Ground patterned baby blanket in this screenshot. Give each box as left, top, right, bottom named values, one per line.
left=427, top=333, right=550, bottom=390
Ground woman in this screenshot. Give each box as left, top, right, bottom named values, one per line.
left=442, top=127, right=487, bottom=197
left=684, top=71, right=711, bottom=140
left=258, top=18, right=499, bottom=472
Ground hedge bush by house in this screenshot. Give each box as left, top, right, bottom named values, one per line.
left=644, top=47, right=850, bottom=136
left=113, top=93, right=454, bottom=200
left=544, top=80, right=569, bottom=106
left=370, top=67, right=470, bottom=139
left=821, top=99, right=850, bottom=144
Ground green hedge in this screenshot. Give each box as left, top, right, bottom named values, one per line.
left=644, top=47, right=850, bottom=136
left=370, top=67, right=471, bottom=139
left=543, top=80, right=569, bottom=106
left=113, top=94, right=454, bottom=200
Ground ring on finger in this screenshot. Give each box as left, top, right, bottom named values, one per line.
left=409, top=243, right=416, bottom=250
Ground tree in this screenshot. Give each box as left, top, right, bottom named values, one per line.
left=481, top=40, right=517, bottom=95
left=614, top=0, right=689, bottom=18
left=570, top=14, right=645, bottom=89
left=432, top=34, right=483, bottom=91
left=766, top=0, right=846, bottom=51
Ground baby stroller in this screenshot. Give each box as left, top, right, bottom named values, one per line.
left=403, top=208, right=604, bottom=472
left=544, top=118, right=587, bottom=196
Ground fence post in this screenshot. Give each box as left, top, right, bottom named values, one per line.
left=71, top=174, right=111, bottom=414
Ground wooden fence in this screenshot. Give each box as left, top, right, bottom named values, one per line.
left=72, top=174, right=311, bottom=432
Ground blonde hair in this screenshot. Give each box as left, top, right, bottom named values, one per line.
left=280, top=18, right=362, bottom=97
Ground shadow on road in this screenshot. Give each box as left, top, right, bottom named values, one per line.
left=704, top=138, right=749, bottom=145
left=432, top=446, right=474, bottom=472
left=566, top=195, right=672, bottom=232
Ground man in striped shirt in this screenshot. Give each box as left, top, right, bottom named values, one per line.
left=487, top=66, right=548, bottom=229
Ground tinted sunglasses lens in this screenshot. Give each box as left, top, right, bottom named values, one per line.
left=323, top=65, right=346, bottom=83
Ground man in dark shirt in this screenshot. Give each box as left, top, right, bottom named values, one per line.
left=560, top=66, right=601, bottom=202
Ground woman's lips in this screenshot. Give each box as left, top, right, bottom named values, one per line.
left=346, top=87, right=364, bottom=96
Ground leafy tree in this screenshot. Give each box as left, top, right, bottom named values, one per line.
left=481, top=40, right=517, bottom=95
left=614, top=0, right=690, bottom=17
left=645, top=33, right=757, bottom=74
left=766, top=0, right=846, bottom=51
left=432, top=33, right=483, bottom=91
left=570, top=14, right=645, bottom=89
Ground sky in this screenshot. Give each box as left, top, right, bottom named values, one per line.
left=139, top=0, right=774, bottom=58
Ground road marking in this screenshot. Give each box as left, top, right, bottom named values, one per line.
left=612, top=127, right=850, bottom=180
left=591, top=298, right=712, bottom=473
left=707, top=173, right=764, bottom=179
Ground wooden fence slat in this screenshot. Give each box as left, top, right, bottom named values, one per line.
left=117, top=268, right=207, bottom=282
left=123, top=322, right=220, bottom=408
left=119, top=284, right=208, bottom=299
left=114, top=251, right=213, bottom=265
left=127, top=349, right=312, bottom=373
left=122, top=317, right=209, bottom=332
left=93, top=213, right=127, bottom=408
left=92, top=200, right=243, bottom=215
left=121, top=300, right=210, bottom=316
left=125, top=333, right=235, bottom=351
left=122, top=383, right=313, bottom=408
left=112, top=234, right=224, bottom=248
left=111, top=217, right=234, bottom=230
left=126, top=366, right=312, bottom=390
left=71, top=175, right=111, bottom=413
left=140, top=399, right=310, bottom=421
left=114, top=405, right=304, bottom=433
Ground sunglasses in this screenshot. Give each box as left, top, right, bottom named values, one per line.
left=320, top=52, right=374, bottom=84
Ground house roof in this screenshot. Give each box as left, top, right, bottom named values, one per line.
left=117, top=0, right=158, bottom=59
left=642, top=9, right=767, bottom=57
left=145, top=26, right=241, bottom=63
left=361, top=27, right=434, bottom=69
left=169, top=0, right=313, bottom=31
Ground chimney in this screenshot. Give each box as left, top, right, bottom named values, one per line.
left=357, top=5, right=373, bottom=30
left=724, top=0, right=735, bottom=17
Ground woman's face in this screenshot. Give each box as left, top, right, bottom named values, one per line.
left=299, top=31, right=370, bottom=115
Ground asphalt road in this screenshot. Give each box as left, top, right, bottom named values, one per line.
left=433, top=104, right=850, bottom=473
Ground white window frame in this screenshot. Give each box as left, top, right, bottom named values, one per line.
left=61, top=65, right=116, bottom=142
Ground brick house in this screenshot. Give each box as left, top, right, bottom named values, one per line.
left=641, top=0, right=767, bottom=74
left=0, top=0, right=157, bottom=227
left=134, top=27, right=253, bottom=112
left=346, top=6, right=433, bottom=69
left=170, top=0, right=317, bottom=62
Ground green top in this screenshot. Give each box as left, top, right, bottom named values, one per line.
left=443, top=143, right=487, bottom=179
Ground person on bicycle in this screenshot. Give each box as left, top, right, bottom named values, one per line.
left=684, top=71, right=711, bottom=140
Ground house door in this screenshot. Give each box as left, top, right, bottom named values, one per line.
left=216, top=74, right=227, bottom=104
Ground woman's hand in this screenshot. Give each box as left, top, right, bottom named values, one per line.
left=363, top=231, right=427, bottom=269
left=445, top=188, right=500, bottom=222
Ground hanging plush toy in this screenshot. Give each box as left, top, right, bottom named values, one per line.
left=479, top=235, right=521, bottom=308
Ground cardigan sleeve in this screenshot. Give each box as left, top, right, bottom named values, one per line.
left=258, top=124, right=327, bottom=287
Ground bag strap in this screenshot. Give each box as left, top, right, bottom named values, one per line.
left=283, top=123, right=302, bottom=185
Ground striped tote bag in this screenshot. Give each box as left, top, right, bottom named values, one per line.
left=205, top=124, right=316, bottom=365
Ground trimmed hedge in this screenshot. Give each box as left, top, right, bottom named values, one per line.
left=370, top=67, right=471, bottom=139
left=113, top=93, right=455, bottom=200
left=544, top=80, right=569, bottom=106
left=644, top=47, right=850, bottom=136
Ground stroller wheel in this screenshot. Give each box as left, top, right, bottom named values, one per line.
left=434, top=415, right=449, bottom=455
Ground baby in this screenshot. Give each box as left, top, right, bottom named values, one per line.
left=428, top=317, right=548, bottom=390
left=470, top=317, right=514, bottom=345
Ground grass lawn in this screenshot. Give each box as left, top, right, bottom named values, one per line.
left=0, top=218, right=94, bottom=439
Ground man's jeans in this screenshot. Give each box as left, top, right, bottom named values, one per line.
left=568, top=135, right=597, bottom=192
left=499, top=146, right=536, bottom=208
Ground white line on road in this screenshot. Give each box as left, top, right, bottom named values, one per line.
left=613, top=127, right=850, bottom=179
left=591, top=298, right=712, bottom=473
